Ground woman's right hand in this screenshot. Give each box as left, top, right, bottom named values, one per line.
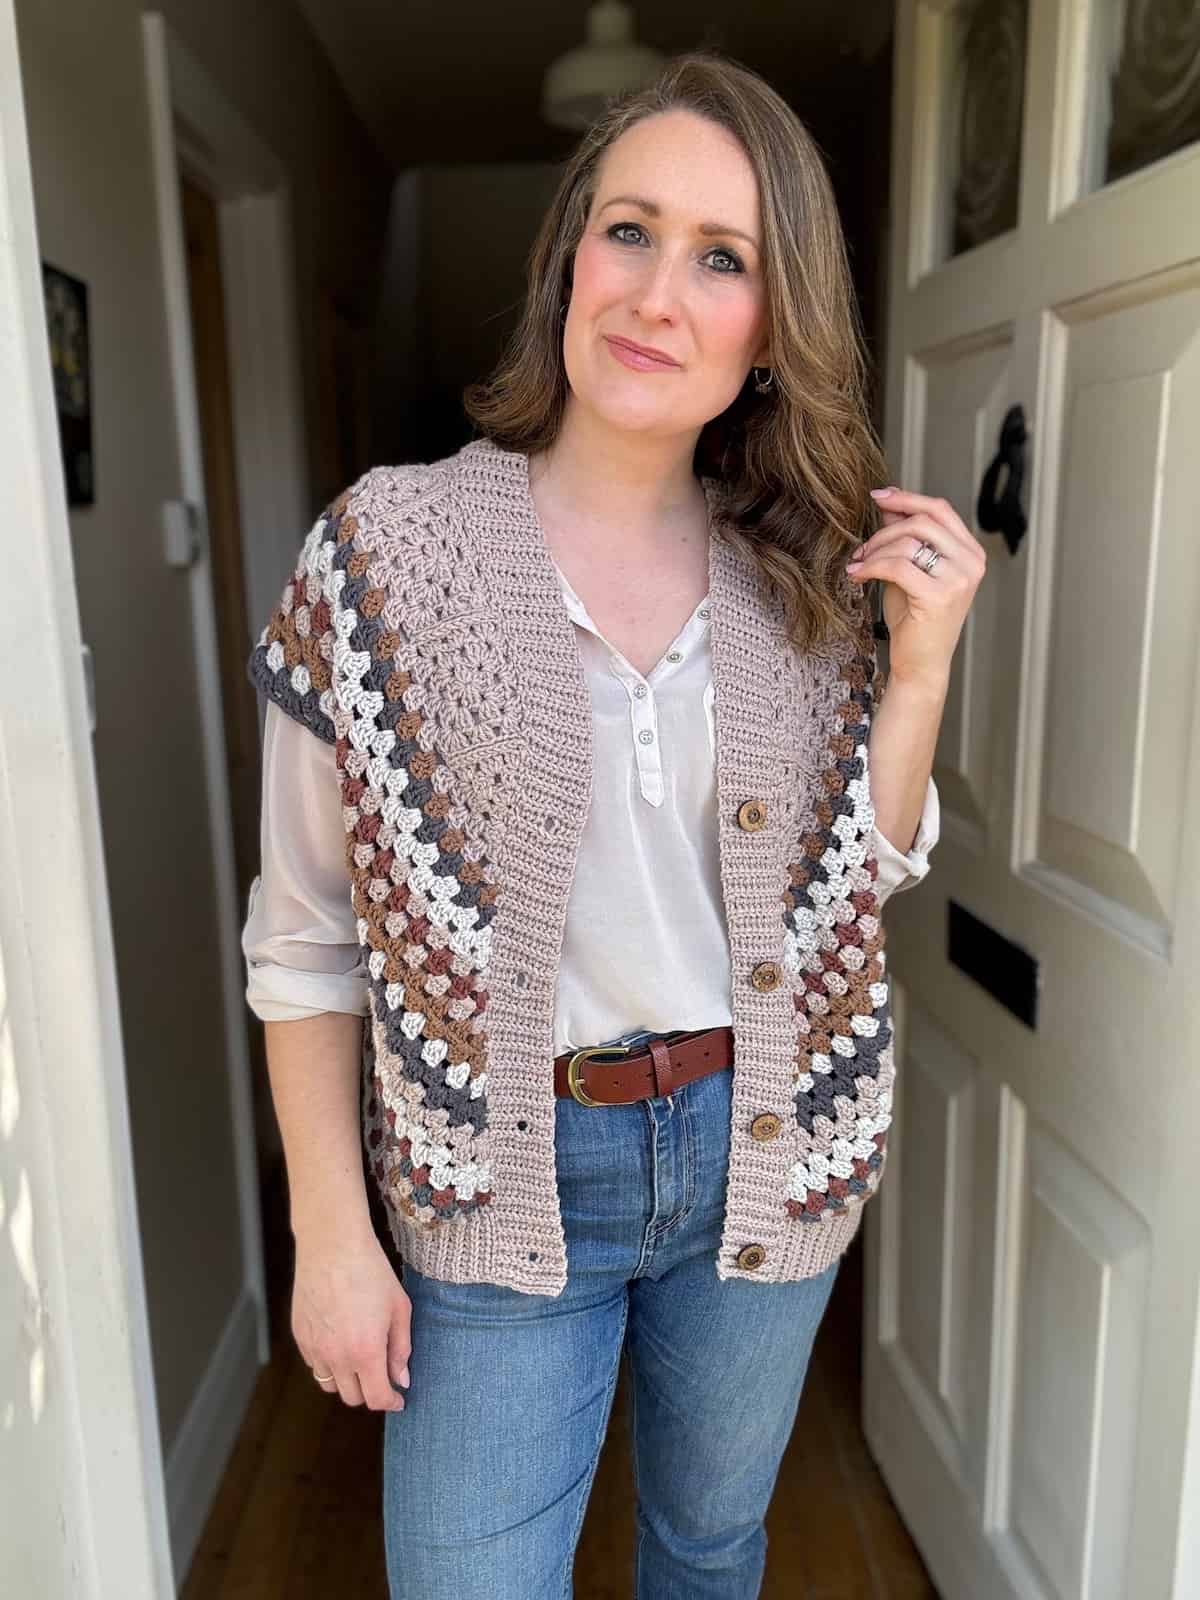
left=291, top=1227, right=412, bottom=1411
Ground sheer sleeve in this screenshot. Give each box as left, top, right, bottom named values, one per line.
left=871, top=773, right=940, bottom=910
left=241, top=702, right=368, bottom=1021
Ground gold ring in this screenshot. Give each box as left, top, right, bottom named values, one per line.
left=312, top=1368, right=335, bottom=1384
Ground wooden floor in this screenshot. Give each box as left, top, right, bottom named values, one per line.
left=182, top=1175, right=937, bottom=1599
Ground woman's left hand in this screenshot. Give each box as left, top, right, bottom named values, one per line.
left=845, top=487, right=987, bottom=691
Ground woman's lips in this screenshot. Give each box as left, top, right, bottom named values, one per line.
left=604, top=336, right=681, bottom=372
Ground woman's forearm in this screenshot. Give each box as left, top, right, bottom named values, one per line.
left=263, top=1011, right=373, bottom=1246
left=868, top=670, right=948, bottom=856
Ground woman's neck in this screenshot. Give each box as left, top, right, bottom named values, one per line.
left=528, top=404, right=706, bottom=541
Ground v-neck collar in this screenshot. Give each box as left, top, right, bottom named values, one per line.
left=505, top=440, right=728, bottom=603
left=550, top=555, right=711, bottom=683
left=455, top=433, right=765, bottom=626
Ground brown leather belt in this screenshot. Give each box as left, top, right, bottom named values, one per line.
left=553, top=1026, right=734, bottom=1106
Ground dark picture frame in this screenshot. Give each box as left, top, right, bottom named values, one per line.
left=42, top=261, right=94, bottom=506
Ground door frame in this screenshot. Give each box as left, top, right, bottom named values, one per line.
left=0, top=0, right=172, bottom=1593
left=140, top=11, right=311, bottom=1576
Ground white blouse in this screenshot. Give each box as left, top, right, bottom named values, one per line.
left=242, top=563, right=940, bottom=1054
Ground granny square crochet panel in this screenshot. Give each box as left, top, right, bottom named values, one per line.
left=247, top=438, right=895, bottom=1292
left=781, top=651, right=892, bottom=1219
left=249, top=476, right=500, bottom=1227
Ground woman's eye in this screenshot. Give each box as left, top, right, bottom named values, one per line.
left=606, top=223, right=744, bottom=275
left=706, top=247, right=744, bottom=275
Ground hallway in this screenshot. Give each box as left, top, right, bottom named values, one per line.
left=182, top=1174, right=937, bottom=1598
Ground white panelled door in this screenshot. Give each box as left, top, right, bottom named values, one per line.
left=865, top=4, right=1200, bottom=1598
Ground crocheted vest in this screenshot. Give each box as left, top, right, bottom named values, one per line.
left=248, top=437, right=892, bottom=1296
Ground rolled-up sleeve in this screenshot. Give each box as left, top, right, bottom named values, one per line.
left=871, top=774, right=940, bottom=910
left=241, top=702, right=369, bottom=1022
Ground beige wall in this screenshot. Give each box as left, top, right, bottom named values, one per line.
left=14, top=0, right=390, bottom=1459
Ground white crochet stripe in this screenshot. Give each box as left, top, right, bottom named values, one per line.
left=336, top=705, right=494, bottom=977
left=390, top=1098, right=493, bottom=1203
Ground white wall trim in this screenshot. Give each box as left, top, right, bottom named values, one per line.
left=164, top=1287, right=263, bottom=1582
left=0, top=0, right=173, bottom=1591
left=142, top=15, right=310, bottom=1414
left=154, top=19, right=311, bottom=644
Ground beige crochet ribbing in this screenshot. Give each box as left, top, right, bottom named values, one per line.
left=248, top=437, right=891, bottom=1296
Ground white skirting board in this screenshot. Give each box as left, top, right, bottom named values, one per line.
left=164, top=1288, right=264, bottom=1585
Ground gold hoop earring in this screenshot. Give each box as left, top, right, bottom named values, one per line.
left=753, top=366, right=775, bottom=395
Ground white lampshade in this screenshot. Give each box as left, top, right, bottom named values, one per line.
left=542, top=2, right=665, bottom=131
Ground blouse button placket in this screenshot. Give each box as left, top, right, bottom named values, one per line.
left=555, top=564, right=710, bottom=809
left=622, top=667, right=663, bottom=804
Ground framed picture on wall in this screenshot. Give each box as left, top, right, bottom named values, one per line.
left=42, top=261, right=94, bottom=506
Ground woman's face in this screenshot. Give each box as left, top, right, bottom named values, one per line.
left=564, top=110, right=770, bottom=442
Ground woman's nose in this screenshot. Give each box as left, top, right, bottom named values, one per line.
left=633, top=253, right=686, bottom=322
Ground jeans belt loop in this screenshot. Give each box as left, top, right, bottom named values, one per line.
left=648, top=1037, right=672, bottom=1098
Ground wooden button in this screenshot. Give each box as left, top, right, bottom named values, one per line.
left=737, top=798, right=768, bottom=832
left=750, top=961, right=783, bottom=992
left=736, top=1243, right=767, bottom=1270
left=749, top=1112, right=782, bottom=1142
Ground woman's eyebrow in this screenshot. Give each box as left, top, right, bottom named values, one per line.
left=597, top=193, right=760, bottom=252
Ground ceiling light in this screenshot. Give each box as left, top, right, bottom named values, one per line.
left=542, top=2, right=665, bottom=131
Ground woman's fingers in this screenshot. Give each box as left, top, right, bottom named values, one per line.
left=292, top=1237, right=412, bottom=1412
left=846, top=549, right=942, bottom=598
left=357, top=1349, right=405, bottom=1412
left=858, top=495, right=987, bottom=572
left=850, top=519, right=944, bottom=567
left=387, top=1296, right=412, bottom=1395
left=869, top=486, right=972, bottom=543
left=854, top=511, right=960, bottom=559
left=851, top=524, right=985, bottom=588
left=303, top=1345, right=401, bottom=1410
left=331, top=1367, right=366, bottom=1407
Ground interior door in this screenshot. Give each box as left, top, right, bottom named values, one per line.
left=864, top=4, right=1200, bottom=1597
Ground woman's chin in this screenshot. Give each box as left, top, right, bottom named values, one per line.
left=577, top=391, right=695, bottom=438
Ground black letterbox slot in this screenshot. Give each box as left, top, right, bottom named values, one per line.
left=946, top=899, right=1038, bottom=1029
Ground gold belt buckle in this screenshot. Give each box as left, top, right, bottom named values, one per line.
left=567, top=1043, right=632, bottom=1106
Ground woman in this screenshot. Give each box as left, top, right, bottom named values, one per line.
left=242, top=51, right=982, bottom=1599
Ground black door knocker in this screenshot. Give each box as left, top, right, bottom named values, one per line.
left=870, top=401, right=1030, bottom=641
left=976, top=402, right=1029, bottom=556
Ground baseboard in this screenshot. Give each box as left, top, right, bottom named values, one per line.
left=164, top=1284, right=264, bottom=1586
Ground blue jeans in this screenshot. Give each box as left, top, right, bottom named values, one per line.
left=382, top=1043, right=840, bottom=1598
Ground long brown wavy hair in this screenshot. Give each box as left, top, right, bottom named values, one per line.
left=462, top=50, right=889, bottom=653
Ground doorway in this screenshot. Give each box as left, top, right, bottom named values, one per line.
left=179, top=171, right=271, bottom=1179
